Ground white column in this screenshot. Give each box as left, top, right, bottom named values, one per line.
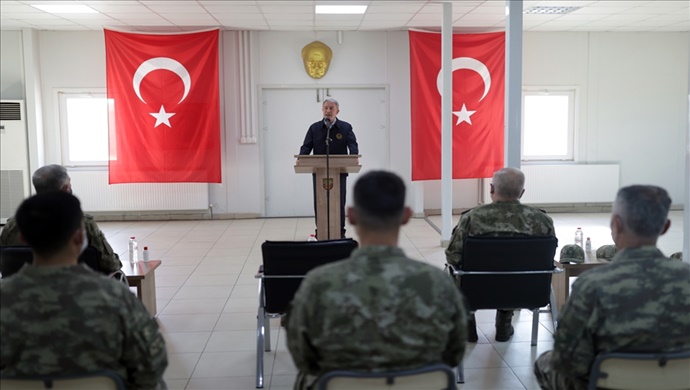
left=505, top=0, right=523, bottom=168
left=683, top=53, right=690, bottom=263
left=441, top=1, right=453, bottom=245
left=21, top=28, right=45, bottom=184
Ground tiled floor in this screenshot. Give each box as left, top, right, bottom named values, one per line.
left=96, top=211, right=685, bottom=390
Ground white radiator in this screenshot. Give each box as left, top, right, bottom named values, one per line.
left=69, top=170, right=209, bottom=212
left=483, top=164, right=620, bottom=204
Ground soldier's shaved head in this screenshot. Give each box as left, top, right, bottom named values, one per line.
left=492, top=167, right=525, bottom=200
left=32, top=164, right=70, bottom=193
left=353, top=171, right=406, bottom=231
left=613, top=185, right=671, bottom=238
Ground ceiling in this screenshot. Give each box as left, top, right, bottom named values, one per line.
left=0, top=0, right=688, bottom=33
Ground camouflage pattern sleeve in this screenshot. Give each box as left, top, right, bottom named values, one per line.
left=285, top=276, right=321, bottom=375
left=84, top=215, right=122, bottom=273
left=119, top=289, right=168, bottom=389
left=0, top=217, right=22, bottom=246
left=445, top=214, right=470, bottom=267
left=550, top=276, right=598, bottom=379
left=440, top=275, right=467, bottom=367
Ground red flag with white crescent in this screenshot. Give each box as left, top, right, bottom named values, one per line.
left=105, top=29, right=221, bottom=183
left=409, top=30, right=505, bottom=180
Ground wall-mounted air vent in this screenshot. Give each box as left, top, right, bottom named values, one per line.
left=0, top=102, right=22, bottom=121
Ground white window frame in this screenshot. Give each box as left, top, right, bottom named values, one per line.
left=57, top=89, right=109, bottom=167
left=521, top=87, right=577, bottom=162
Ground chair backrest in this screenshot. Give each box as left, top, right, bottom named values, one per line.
left=261, top=239, right=358, bottom=314
left=588, top=350, right=690, bottom=390
left=0, top=370, right=125, bottom=390
left=315, top=364, right=457, bottom=390
left=460, top=236, right=558, bottom=311
left=0, top=246, right=101, bottom=279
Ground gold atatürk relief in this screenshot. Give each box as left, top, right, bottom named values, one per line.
left=301, top=41, right=333, bottom=79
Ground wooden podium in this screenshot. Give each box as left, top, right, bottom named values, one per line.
left=294, top=155, right=361, bottom=240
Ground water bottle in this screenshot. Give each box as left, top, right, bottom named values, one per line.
left=128, top=236, right=138, bottom=264
left=142, top=246, right=150, bottom=262
left=574, top=228, right=583, bottom=247
left=307, top=234, right=318, bottom=242
left=585, top=237, right=592, bottom=252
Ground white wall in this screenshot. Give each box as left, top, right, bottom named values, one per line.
left=523, top=31, right=689, bottom=205
left=0, top=29, right=687, bottom=215
left=0, top=30, right=24, bottom=100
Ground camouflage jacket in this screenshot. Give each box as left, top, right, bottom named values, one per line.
left=1, top=214, right=122, bottom=273
left=286, top=246, right=467, bottom=390
left=445, top=201, right=556, bottom=267
left=0, top=264, right=167, bottom=389
left=550, top=246, right=690, bottom=385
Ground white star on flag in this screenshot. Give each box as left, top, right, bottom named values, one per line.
left=453, top=104, right=476, bottom=125
left=150, top=105, right=175, bottom=128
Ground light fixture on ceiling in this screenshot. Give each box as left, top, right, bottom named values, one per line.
left=315, top=5, right=367, bottom=15
left=31, top=4, right=99, bottom=14
left=524, top=6, right=581, bottom=15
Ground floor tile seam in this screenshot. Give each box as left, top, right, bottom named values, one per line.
left=167, top=266, right=202, bottom=300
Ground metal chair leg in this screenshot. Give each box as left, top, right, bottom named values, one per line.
left=256, top=281, right=266, bottom=388
left=456, top=362, right=465, bottom=383
left=549, top=286, right=559, bottom=330
left=531, top=309, right=539, bottom=347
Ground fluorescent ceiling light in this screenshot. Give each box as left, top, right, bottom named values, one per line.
left=524, top=6, right=580, bottom=15
left=315, top=5, right=367, bottom=15
left=31, top=4, right=99, bottom=14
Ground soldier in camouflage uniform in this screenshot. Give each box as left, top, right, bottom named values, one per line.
left=0, top=164, right=121, bottom=274
left=445, top=167, right=555, bottom=342
left=534, top=185, right=690, bottom=390
left=0, top=192, right=167, bottom=389
left=286, top=171, right=467, bottom=390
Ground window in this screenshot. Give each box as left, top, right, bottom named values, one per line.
left=521, top=88, right=576, bottom=161
left=58, top=91, right=110, bottom=166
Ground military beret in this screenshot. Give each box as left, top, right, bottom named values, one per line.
left=596, top=245, right=617, bottom=261
left=560, top=244, right=585, bottom=264
left=670, top=251, right=683, bottom=261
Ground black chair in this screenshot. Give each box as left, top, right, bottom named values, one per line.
left=445, top=235, right=561, bottom=383
left=254, top=239, right=358, bottom=388
left=316, top=364, right=457, bottom=390
left=587, top=350, right=690, bottom=390
left=0, top=370, right=125, bottom=389
left=1, top=246, right=102, bottom=278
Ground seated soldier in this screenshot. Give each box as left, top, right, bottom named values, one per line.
left=286, top=171, right=467, bottom=390
left=0, top=192, right=167, bottom=389
left=445, top=167, right=556, bottom=342
left=0, top=164, right=121, bottom=274
left=534, top=185, right=690, bottom=390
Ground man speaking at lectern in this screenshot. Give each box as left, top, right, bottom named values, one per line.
left=300, top=98, right=358, bottom=238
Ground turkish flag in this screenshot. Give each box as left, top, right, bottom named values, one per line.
left=410, top=30, right=505, bottom=180
left=105, top=29, right=221, bottom=183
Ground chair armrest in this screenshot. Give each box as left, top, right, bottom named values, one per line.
left=455, top=268, right=563, bottom=276
left=255, top=265, right=264, bottom=279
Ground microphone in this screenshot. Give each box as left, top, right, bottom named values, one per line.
left=324, top=117, right=333, bottom=145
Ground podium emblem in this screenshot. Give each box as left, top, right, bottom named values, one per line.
left=322, top=178, right=333, bottom=190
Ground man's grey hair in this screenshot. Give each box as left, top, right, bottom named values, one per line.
left=323, top=97, right=339, bottom=108
left=32, top=165, right=70, bottom=193
left=615, top=185, right=671, bottom=238
left=492, top=167, right=525, bottom=199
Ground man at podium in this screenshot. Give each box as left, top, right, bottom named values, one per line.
left=299, top=98, right=358, bottom=238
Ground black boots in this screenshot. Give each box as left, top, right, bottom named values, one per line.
left=467, top=314, right=478, bottom=342
left=495, top=310, right=515, bottom=342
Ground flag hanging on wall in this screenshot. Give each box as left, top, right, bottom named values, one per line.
left=409, top=30, right=505, bottom=181
left=105, top=29, right=221, bottom=183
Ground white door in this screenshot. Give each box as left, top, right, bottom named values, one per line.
left=262, top=87, right=388, bottom=217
